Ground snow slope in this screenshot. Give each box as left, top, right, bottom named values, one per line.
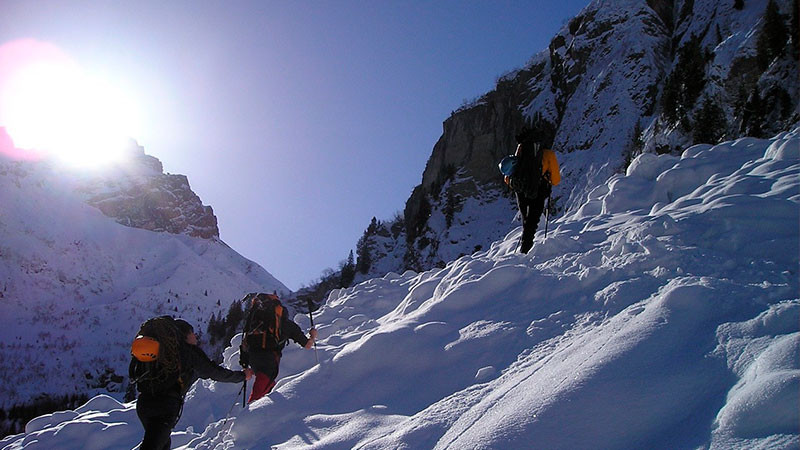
left=3, top=129, right=797, bottom=449
left=0, top=155, right=288, bottom=408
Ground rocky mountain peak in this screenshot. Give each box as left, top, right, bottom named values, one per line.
left=75, top=140, right=220, bottom=239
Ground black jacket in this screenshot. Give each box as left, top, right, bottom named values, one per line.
left=178, top=343, right=244, bottom=396
left=130, top=342, right=245, bottom=399
left=276, top=317, right=310, bottom=353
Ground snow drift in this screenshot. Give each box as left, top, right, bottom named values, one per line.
left=3, top=130, right=798, bottom=449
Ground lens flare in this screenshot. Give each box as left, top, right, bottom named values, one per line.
left=0, top=39, right=142, bottom=168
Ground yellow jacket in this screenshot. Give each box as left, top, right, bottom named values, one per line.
left=504, top=145, right=561, bottom=187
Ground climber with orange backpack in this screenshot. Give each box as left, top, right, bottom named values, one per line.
left=129, top=316, right=253, bottom=450
left=500, top=127, right=561, bottom=254
left=239, top=293, right=317, bottom=403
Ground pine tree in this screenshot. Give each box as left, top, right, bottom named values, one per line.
left=741, top=89, right=765, bottom=137
left=403, top=246, right=423, bottom=273
left=661, top=36, right=708, bottom=127
left=367, top=217, right=379, bottom=234
left=207, top=312, right=220, bottom=344
left=693, top=96, right=727, bottom=144
left=662, top=72, right=681, bottom=124
left=356, top=234, right=372, bottom=274
left=444, top=191, right=459, bottom=228
left=624, top=120, right=644, bottom=170
left=224, top=300, right=244, bottom=335
left=679, top=38, right=708, bottom=127
left=340, top=250, right=356, bottom=287
left=412, top=195, right=431, bottom=240
left=756, top=0, right=788, bottom=70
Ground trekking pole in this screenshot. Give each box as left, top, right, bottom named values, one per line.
left=544, top=193, right=551, bottom=238
left=307, top=298, right=319, bottom=364
left=220, top=382, right=246, bottom=430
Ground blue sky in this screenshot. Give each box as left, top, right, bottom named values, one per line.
left=0, top=1, right=590, bottom=290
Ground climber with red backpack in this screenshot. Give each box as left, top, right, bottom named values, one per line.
left=239, top=292, right=317, bottom=403
left=501, top=127, right=561, bottom=254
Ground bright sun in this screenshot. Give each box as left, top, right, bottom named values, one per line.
left=0, top=40, right=142, bottom=168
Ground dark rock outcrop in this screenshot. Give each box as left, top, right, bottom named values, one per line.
left=78, top=140, right=220, bottom=239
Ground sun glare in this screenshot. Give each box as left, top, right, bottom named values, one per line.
left=0, top=39, right=142, bottom=168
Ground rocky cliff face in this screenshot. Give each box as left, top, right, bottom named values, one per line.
left=403, top=95, right=525, bottom=243
left=354, top=0, right=798, bottom=280
left=74, top=140, right=220, bottom=239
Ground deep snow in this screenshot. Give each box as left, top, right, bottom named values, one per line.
left=2, top=129, right=798, bottom=449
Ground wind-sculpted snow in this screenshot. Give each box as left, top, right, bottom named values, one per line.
left=3, top=130, right=797, bottom=449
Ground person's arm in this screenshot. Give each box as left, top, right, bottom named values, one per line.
left=190, top=346, right=250, bottom=383
left=283, top=318, right=316, bottom=349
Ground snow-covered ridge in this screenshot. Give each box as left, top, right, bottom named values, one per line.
left=5, top=130, right=796, bottom=449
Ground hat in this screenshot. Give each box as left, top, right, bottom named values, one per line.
left=515, top=127, right=536, bottom=145
left=174, top=318, right=194, bottom=336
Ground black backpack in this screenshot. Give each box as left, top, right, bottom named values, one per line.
left=129, top=316, right=184, bottom=395
left=509, top=140, right=545, bottom=199
left=242, top=293, right=285, bottom=351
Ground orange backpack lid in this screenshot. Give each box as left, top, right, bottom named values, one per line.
left=131, top=335, right=160, bottom=362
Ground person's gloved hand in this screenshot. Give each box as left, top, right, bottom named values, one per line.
left=304, top=328, right=318, bottom=349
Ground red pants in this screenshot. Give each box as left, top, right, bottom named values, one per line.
left=248, top=371, right=276, bottom=403
left=247, top=350, right=281, bottom=403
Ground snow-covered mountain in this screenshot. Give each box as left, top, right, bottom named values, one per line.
left=2, top=0, right=797, bottom=443
left=0, top=136, right=289, bottom=433
left=353, top=0, right=798, bottom=280
left=3, top=128, right=797, bottom=449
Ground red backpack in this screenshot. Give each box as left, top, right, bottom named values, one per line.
left=242, top=293, right=285, bottom=350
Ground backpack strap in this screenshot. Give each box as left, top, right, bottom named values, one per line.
left=273, top=304, right=284, bottom=343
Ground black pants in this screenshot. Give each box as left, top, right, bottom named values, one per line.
left=516, top=187, right=549, bottom=253
left=136, top=393, right=182, bottom=450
